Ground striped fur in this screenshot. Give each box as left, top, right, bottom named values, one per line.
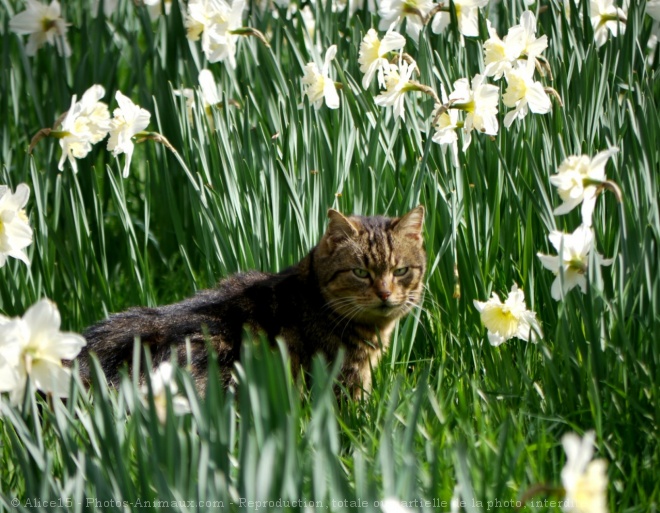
left=78, top=206, right=426, bottom=398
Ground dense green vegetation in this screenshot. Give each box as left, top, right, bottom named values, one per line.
left=0, top=0, right=657, bottom=511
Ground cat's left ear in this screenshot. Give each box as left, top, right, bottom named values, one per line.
left=321, top=209, right=360, bottom=251
left=393, top=205, right=425, bottom=241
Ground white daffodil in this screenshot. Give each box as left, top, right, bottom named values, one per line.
left=358, top=28, right=406, bottom=90
left=473, top=284, right=542, bottom=346
left=302, top=45, right=340, bottom=110
left=185, top=0, right=245, bottom=68
left=502, top=61, right=552, bottom=128
left=590, top=0, right=627, bottom=47
left=143, top=0, right=173, bottom=20
left=537, top=225, right=611, bottom=301
left=91, top=0, right=119, bottom=17
left=300, top=5, right=316, bottom=40
left=107, top=91, right=151, bottom=178
left=483, top=21, right=525, bottom=80
left=140, top=362, right=191, bottom=423
left=58, top=85, right=111, bottom=173
left=648, top=0, right=660, bottom=21
left=431, top=0, right=489, bottom=39
left=9, top=0, right=71, bottom=57
left=506, top=10, right=548, bottom=62
left=0, top=184, right=33, bottom=268
left=378, top=0, right=433, bottom=42
left=561, top=431, right=609, bottom=513
left=374, top=59, right=417, bottom=121
left=0, top=299, right=86, bottom=406
left=381, top=498, right=413, bottom=513
left=549, top=148, right=618, bottom=225
left=174, top=69, right=221, bottom=128
left=448, top=74, right=499, bottom=150
left=432, top=86, right=460, bottom=165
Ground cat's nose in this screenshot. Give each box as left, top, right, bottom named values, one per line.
left=377, top=289, right=392, bottom=301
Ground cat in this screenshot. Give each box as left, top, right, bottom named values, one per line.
left=78, top=206, right=426, bottom=398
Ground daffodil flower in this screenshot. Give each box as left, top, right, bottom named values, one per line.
left=432, top=86, right=461, bottom=165
left=140, top=362, right=191, bottom=423
left=507, top=10, right=548, bottom=61
left=381, top=498, right=414, bottom=513
left=502, top=61, right=552, bottom=128
left=483, top=21, right=525, bottom=80
left=537, top=225, right=611, bottom=301
left=378, top=0, right=433, bottom=42
left=549, top=148, right=619, bottom=226
left=58, top=85, right=111, bottom=173
left=185, top=0, right=246, bottom=68
left=374, top=59, right=419, bottom=121
left=590, top=0, right=627, bottom=47
left=473, top=284, right=543, bottom=346
left=107, top=91, right=151, bottom=178
left=561, top=431, right=609, bottom=513
left=431, top=0, right=489, bottom=39
left=302, top=45, right=340, bottom=110
left=0, top=299, right=86, bottom=406
left=174, top=69, right=222, bottom=128
left=358, top=28, right=406, bottom=90
left=143, top=0, right=173, bottom=20
left=0, top=184, right=33, bottom=268
left=9, top=0, right=71, bottom=57
left=648, top=0, right=660, bottom=21
left=448, top=74, right=499, bottom=150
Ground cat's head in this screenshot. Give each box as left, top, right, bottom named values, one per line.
left=314, top=206, right=426, bottom=326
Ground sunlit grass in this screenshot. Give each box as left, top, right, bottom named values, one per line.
left=0, top=0, right=658, bottom=511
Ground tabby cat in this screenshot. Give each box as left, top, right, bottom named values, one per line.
left=79, top=206, right=426, bottom=398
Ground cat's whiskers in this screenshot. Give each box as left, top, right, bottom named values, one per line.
left=402, top=300, right=433, bottom=339
left=420, top=284, right=444, bottom=313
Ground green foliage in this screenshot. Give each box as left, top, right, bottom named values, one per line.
left=1, top=0, right=658, bottom=511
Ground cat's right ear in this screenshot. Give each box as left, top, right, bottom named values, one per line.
left=321, top=209, right=359, bottom=251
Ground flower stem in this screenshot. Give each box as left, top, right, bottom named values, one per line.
left=230, top=27, right=270, bottom=48
left=409, top=81, right=440, bottom=105
left=134, top=131, right=207, bottom=206
left=544, top=87, right=563, bottom=107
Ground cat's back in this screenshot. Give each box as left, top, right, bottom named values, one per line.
left=79, top=269, right=279, bottom=383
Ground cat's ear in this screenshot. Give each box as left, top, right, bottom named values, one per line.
left=393, top=205, right=425, bottom=241
left=322, top=209, right=359, bottom=250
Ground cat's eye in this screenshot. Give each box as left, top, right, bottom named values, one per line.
left=353, top=268, right=369, bottom=278
left=393, top=267, right=409, bottom=277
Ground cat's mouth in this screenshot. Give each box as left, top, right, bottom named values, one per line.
left=370, top=301, right=404, bottom=317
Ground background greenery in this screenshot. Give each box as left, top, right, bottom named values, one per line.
left=0, top=0, right=658, bottom=511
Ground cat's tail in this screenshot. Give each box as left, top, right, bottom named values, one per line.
left=76, top=307, right=165, bottom=387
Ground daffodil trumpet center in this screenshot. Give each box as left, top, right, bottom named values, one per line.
left=229, top=27, right=270, bottom=48
left=41, top=18, right=57, bottom=33
left=568, top=258, right=588, bottom=274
